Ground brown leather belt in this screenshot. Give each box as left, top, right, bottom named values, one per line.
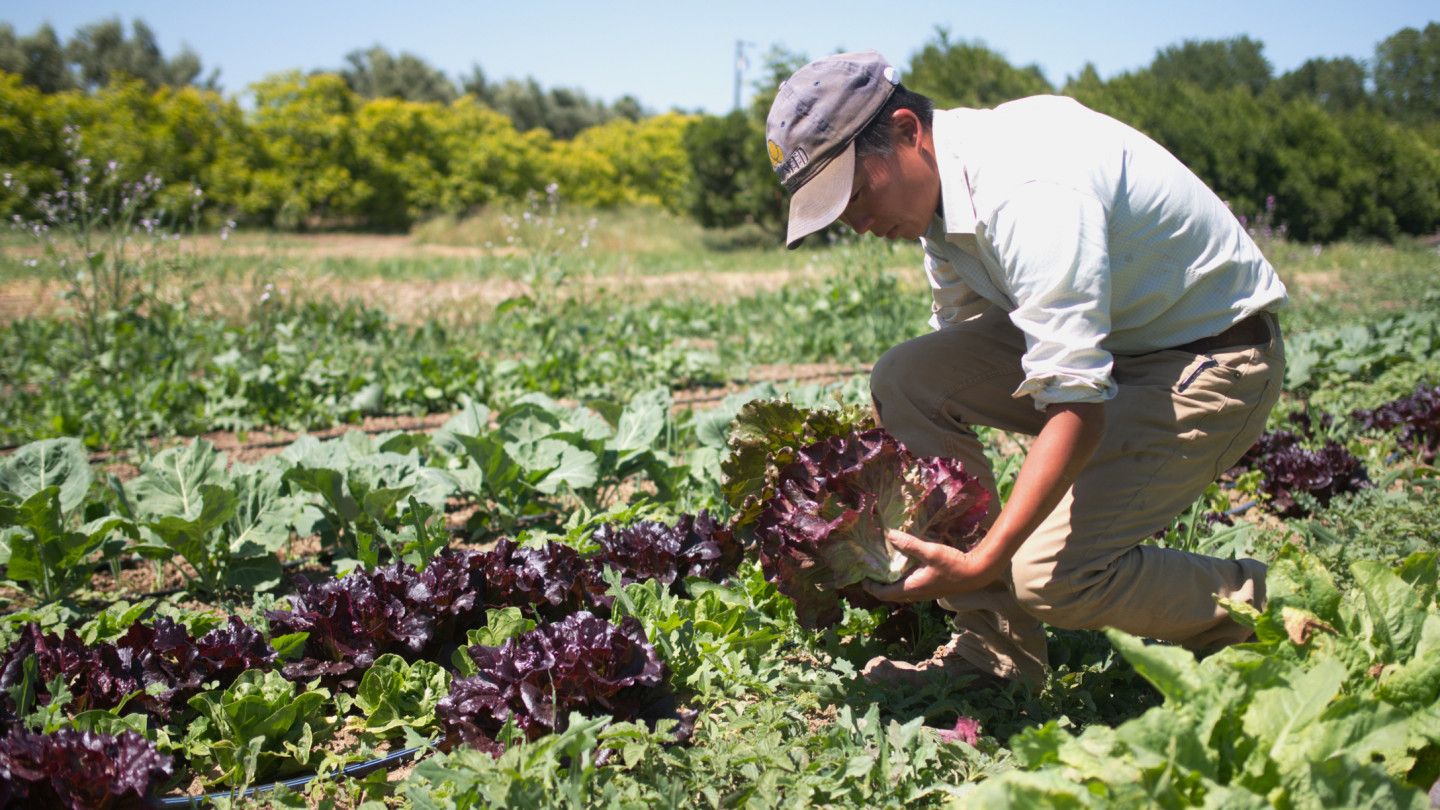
left=1170, top=312, right=1276, bottom=355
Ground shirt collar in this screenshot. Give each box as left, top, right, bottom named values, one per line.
left=932, top=108, right=983, bottom=235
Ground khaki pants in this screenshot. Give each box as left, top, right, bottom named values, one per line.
left=869, top=306, right=1283, bottom=684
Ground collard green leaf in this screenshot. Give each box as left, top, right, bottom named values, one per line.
left=0, top=437, right=91, bottom=515
left=4, top=488, right=130, bottom=600
left=224, top=554, right=284, bottom=591
left=525, top=440, right=599, bottom=494
left=432, top=397, right=492, bottom=455
left=145, top=484, right=239, bottom=591
left=130, top=438, right=228, bottom=519
left=456, top=433, right=521, bottom=497
left=283, top=467, right=360, bottom=525
left=360, top=485, right=415, bottom=524
left=497, top=401, right=565, bottom=446
left=611, top=387, right=670, bottom=453
left=228, top=461, right=301, bottom=556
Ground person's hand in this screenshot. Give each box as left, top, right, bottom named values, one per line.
left=862, top=528, right=1003, bottom=603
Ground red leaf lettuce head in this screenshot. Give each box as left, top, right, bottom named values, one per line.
left=0, top=728, right=173, bottom=810
left=755, top=429, right=990, bottom=629
left=439, top=612, right=666, bottom=752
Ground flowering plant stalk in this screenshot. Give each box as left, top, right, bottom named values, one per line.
left=7, top=126, right=205, bottom=351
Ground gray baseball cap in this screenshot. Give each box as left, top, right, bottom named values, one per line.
left=765, top=51, right=899, bottom=249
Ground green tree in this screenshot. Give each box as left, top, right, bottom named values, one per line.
left=0, top=23, right=75, bottom=92
left=353, top=97, right=448, bottom=229
left=1273, top=57, right=1371, bottom=112
left=66, top=17, right=213, bottom=92
left=0, top=72, right=63, bottom=217
left=434, top=96, right=546, bottom=209
left=682, top=110, right=782, bottom=232
left=567, top=112, right=695, bottom=210
left=1148, top=36, right=1272, bottom=95
left=476, top=76, right=616, bottom=139
left=341, top=45, right=457, bottom=104
left=247, top=71, right=369, bottom=229
left=1373, top=23, right=1440, bottom=123
left=905, top=27, right=1054, bottom=109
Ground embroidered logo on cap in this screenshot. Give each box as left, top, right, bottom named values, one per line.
left=767, top=139, right=784, bottom=168
left=774, top=147, right=809, bottom=182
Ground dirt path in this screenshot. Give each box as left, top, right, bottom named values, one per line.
left=0, top=265, right=820, bottom=322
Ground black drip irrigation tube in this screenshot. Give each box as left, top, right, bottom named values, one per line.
left=155, top=742, right=435, bottom=808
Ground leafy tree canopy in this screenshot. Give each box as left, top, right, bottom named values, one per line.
left=0, top=17, right=214, bottom=93
left=904, top=27, right=1054, bottom=109
left=1147, top=35, right=1272, bottom=95
left=341, top=45, right=457, bottom=104
left=1373, top=22, right=1440, bottom=123
left=1274, top=56, right=1371, bottom=113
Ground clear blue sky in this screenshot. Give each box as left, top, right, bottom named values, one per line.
left=5, top=1, right=1436, bottom=113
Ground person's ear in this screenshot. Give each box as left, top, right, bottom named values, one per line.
left=891, top=109, right=921, bottom=147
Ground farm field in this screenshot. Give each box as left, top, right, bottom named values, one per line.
left=2, top=209, right=1440, bottom=808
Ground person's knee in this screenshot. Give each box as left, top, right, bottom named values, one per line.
left=1010, top=560, right=1110, bottom=630
left=869, top=340, right=925, bottom=425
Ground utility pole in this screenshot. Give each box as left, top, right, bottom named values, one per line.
left=734, top=40, right=754, bottom=111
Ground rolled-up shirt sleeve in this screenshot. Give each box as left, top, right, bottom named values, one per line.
left=979, top=182, right=1118, bottom=410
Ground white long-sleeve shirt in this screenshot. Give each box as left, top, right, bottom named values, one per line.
left=921, top=95, right=1288, bottom=410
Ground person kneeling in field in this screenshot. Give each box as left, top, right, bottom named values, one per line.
left=765, top=51, right=1286, bottom=686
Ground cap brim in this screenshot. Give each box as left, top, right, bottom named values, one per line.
left=784, top=141, right=855, bottom=250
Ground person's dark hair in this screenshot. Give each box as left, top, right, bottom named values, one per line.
left=853, top=83, right=934, bottom=158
